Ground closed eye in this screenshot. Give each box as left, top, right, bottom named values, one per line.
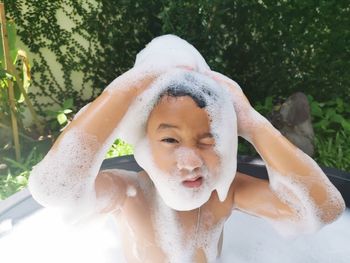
left=199, top=137, right=215, bottom=146
left=161, top=138, right=179, bottom=144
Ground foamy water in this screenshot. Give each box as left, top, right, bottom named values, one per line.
left=0, top=208, right=349, bottom=263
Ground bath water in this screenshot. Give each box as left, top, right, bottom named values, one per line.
left=0, top=207, right=349, bottom=263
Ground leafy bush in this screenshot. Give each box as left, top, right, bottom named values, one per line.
left=308, top=96, right=350, bottom=171
left=106, top=139, right=133, bottom=159
left=4, top=0, right=349, bottom=112
left=0, top=146, right=44, bottom=199
left=314, top=131, right=350, bottom=170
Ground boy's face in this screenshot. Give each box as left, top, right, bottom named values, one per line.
left=137, top=95, right=221, bottom=210
left=146, top=95, right=220, bottom=182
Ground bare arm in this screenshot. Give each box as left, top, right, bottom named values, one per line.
left=28, top=68, right=158, bottom=217
left=209, top=71, right=345, bottom=234
left=249, top=117, right=345, bottom=223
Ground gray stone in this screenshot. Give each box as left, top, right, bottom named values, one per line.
left=268, top=92, right=315, bottom=156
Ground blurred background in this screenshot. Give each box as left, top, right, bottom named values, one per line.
left=1, top=0, right=349, bottom=200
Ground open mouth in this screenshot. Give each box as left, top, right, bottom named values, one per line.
left=182, top=177, right=203, bottom=188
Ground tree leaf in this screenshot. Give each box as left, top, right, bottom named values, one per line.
left=341, top=119, right=350, bottom=132
left=310, top=101, right=323, bottom=117
left=57, top=113, right=67, bottom=125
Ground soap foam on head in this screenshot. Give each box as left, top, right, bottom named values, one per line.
left=134, top=34, right=210, bottom=73
left=116, top=69, right=237, bottom=211
left=114, top=34, right=238, bottom=211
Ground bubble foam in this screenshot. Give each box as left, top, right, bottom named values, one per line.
left=264, top=160, right=345, bottom=237
left=28, top=128, right=109, bottom=222
left=115, top=69, right=237, bottom=211
left=134, top=34, right=210, bottom=73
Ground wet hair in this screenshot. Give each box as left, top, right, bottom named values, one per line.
left=158, top=83, right=211, bottom=108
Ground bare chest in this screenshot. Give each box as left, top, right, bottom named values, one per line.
left=113, top=188, right=232, bottom=263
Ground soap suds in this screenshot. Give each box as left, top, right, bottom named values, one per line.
left=263, top=159, right=345, bottom=237
left=126, top=185, right=137, bottom=197
left=28, top=128, right=119, bottom=223
left=153, top=193, right=227, bottom=262
left=134, top=34, right=210, bottom=73
left=29, top=129, right=99, bottom=210
left=117, top=69, right=238, bottom=211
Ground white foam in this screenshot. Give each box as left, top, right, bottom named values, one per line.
left=28, top=128, right=113, bottom=223
left=256, top=153, right=345, bottom=237
left=126, top=185, right=137, bottom=197
left=135, top=34, right=210, bottom=73
left=134, top=139, right=218, bottom=211
left=152, top=193, right=227, bottom=262
left=116, top=35, right=238, bottom=210
left=1, top=208, right=350, bottom=263
left=118, top=69, right=238, bottom=211
left=153, top=194, right=193, bottom=263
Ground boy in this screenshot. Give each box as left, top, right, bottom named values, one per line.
left=29, top=36, right=345, bottom=263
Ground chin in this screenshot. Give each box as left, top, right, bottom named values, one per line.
left=157, top=185, right=213, bottom=211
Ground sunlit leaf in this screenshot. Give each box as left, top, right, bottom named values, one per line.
left=57, top=113, right=67, bottom=125
left=16, top=175, right=27, bottom=185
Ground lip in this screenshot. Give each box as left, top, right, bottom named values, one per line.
left=182, top=176, right=203, bottom=188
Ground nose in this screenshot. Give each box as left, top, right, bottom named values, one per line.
left=176, top=148, right=203, bottom=171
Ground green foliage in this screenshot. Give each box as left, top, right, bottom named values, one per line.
left=308, top=96, right=350, bottom=171
left=106, top=139, right=134, bottom=159
left=309, top=96, right=350, bottom=135
left=4, top=0, right=350, bottom=112
left=314, top=131, right=350, bottom=171
left=45, top=98, right=74, bottom=132
left=239, top=95, right=350, bottom=171
left=0, top=16, right=39, bottom=162
left=0, top=146, right=44, bottom=200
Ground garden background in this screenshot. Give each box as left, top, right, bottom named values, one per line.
left=1, top=0, right=349, bottom=199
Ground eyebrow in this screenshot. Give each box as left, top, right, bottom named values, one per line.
left=157, top=123, right=180, bottom=131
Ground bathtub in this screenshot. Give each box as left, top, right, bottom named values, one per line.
left=1, top=155, right=349, bottom=263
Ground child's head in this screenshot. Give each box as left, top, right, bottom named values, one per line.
left=116, top=70, right=238, bottom=210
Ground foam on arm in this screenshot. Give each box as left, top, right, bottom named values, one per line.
left=249, top=118, right=345, bottom=236
left=28, top=71, right=152, bottom=221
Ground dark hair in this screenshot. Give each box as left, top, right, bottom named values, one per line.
left=158, top=83, right=212, bottom=108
